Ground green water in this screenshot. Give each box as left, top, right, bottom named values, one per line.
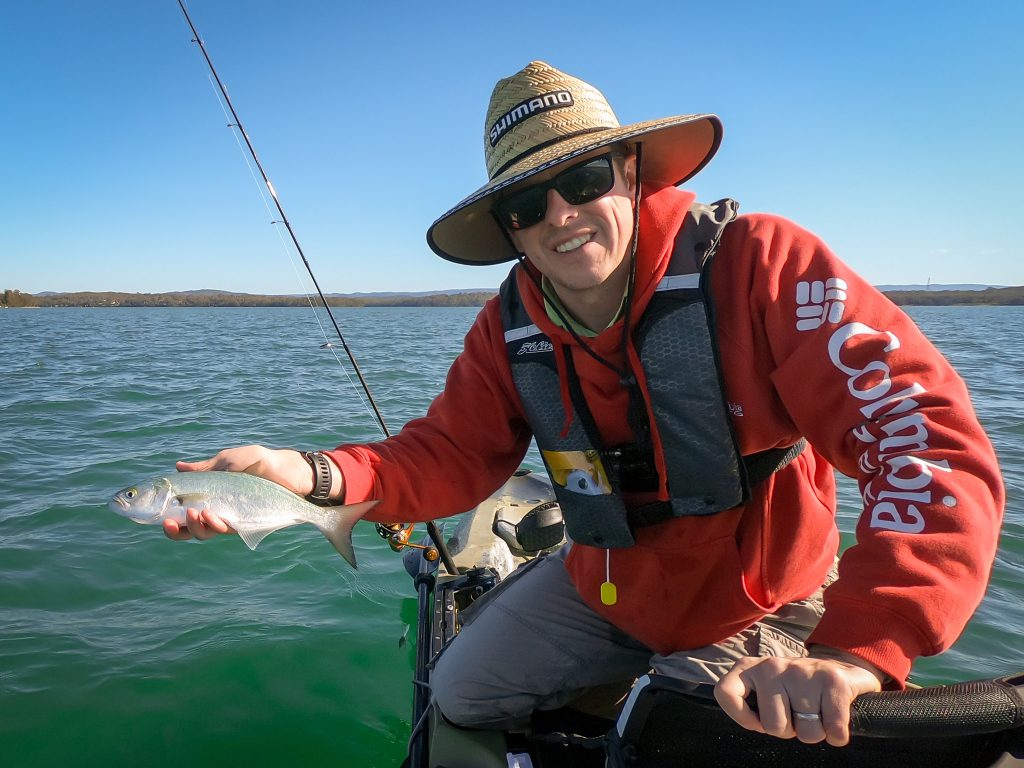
left=1, top=305, right=1022, bottom=767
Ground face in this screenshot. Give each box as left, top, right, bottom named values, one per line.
left=505, top=152, right=637, bottom=313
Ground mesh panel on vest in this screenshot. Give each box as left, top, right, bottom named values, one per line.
left=639, top=302, right=745, bottom=515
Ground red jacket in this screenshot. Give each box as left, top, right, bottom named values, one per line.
left=328, top=186, right=1003, bottom=684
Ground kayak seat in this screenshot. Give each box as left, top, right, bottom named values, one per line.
left=603, top=673, right=1024, bottom=767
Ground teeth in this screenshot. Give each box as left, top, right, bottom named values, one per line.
left=555, top=234, right=592, bottom=253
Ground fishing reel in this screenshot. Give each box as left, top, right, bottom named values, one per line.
left=375, top=522, right=439, bottom=561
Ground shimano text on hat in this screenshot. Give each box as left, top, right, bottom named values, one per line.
left=489, top=91, right=574, bottom=147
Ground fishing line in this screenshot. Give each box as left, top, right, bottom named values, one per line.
left=177, top=0, right=388, bottom=437
left=206, top=76, right=384, bottom=437
left=176, top=0, right=456, bottom=574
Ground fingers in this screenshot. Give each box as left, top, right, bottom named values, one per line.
left=176, top=445, right=270, bottom=474
left=714, top=657, right=767, bottom=734
left=192, top=508, right=236, bottom=537
left=718, top=657, right=800, bottom=741
left=176, top=459, right=211, bottom=472
left=819, top=692, right=850, bottom=747
left=161, top=508, right=236, bottom=542
left=162, top=517, right=192, bottom=541
left=715, top=655, right=881, bottom=747
left=790, top=695, right=828, bottom=745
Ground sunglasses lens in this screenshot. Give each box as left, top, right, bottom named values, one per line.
left=495, top=185, right=547, bottom=230
left=494, top=154, right=617, bottom=231
left=557, top=159, right=614, bottom=205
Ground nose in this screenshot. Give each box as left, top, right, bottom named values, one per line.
left=544, top=188, right=578, bottom=226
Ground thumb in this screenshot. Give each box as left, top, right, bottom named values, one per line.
left=176, top=459, right=212, bottom=472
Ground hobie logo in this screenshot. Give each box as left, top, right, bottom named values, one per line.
left=489, top=91, right=574, bottom=146
left=517, top=340, right=554, bottom=355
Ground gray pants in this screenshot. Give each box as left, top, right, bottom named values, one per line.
left=431, top=547, right=829, bottom=729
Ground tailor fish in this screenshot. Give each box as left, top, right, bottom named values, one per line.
left=108, top=471, right=378, bottom=568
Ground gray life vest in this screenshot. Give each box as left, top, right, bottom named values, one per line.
left=499, top=198, right=804, bottom=548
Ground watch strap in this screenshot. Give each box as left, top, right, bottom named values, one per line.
left=302, top=451, right=333, bottom=504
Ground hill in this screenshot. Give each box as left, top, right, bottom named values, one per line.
left=2, top=289, right=496, bottom=308
left=875, top=283, right=1005, bottom=292
left=4, top=285, right=1023, bottom=308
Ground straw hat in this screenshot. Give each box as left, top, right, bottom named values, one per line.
left=426, top=60, right=723, bottom=265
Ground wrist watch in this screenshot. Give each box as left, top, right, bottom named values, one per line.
left=302, top=451, right=333, bottom=505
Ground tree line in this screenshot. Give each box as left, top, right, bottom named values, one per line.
left=3, top=286, right=1024, bottom=308
left=883, top=286, right=1024, bottom=306
left=1, top=290, right=497, bottom=308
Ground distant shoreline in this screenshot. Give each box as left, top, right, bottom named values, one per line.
left=883, top=285, right=1023, bottom=307
left=0, top=290, right=497, bottom=309
left=2, top=286, right=1023, bottom=308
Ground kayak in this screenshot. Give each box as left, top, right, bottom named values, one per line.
left=399, top=469, right=1024, bottom=767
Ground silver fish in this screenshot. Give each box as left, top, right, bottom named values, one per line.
left=108, top=471, right=378, bottom=568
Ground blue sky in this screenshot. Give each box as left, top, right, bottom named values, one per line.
left=1, top=1, right=1021, bottom=295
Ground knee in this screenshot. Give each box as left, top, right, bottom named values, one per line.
left=432, top=690, right=493, bottom=729
left=431, top=650, right=495, bottom=728
left=431, top=647, right=534, bottom=729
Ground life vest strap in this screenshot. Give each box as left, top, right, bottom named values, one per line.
left=627, top=440, right=807, bottom=529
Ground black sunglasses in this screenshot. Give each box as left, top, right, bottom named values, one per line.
left=493, top=153, right=618, bottom=231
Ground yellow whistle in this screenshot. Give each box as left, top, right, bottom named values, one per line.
left=600, top=580, right=618, bottom=606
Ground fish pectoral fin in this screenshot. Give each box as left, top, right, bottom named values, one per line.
left=174, top=493, right=210, bottom=510
left=236, top=524, right=291, bottom=552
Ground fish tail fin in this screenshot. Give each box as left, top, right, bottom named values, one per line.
left=312, top=500, right=379, bottom=569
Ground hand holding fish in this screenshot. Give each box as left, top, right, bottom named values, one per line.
left=177, top=444, right=319, bottom=494
left=163, top=505, right=236, bottom=541
left=167, top=445, right=324, bottom=542
left=109, top=448, right=374, bottom=567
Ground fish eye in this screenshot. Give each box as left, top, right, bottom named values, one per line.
left=126, top=488, right=137, bottom=499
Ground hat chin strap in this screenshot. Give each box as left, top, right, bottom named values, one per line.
left=622, top=141, right=644, bottom=344
left=516, top=145, right=653, bottom=474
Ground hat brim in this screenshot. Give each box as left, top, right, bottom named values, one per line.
left=427, top=113, right=722, bottom=266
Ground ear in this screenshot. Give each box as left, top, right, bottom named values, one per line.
left=621, top=153, right=638, bottom=195
left=508, top=228, right=525, bottom=254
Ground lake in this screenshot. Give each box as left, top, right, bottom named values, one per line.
left=1, top=304, right=1021, bottom=767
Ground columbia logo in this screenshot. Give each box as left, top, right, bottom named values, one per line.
left=517, top=340, right=554, bottom=355
left=795, top=278, right=848, bottom=331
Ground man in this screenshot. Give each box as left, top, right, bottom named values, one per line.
left=168, top=61, right=1004, bottom=748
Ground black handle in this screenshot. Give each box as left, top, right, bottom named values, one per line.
left=850, top=674, right=1024, bottom=738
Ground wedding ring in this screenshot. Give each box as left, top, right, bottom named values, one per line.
left=793, top=710, right=822, bottom=721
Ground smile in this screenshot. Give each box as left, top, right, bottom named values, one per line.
left=555, top=234, right=592, bottom=253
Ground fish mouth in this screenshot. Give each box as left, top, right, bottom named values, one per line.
left=109, top=495, right=157, bottom=523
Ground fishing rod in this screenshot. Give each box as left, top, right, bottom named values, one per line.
left=176, top=0, right=457, bottom=576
